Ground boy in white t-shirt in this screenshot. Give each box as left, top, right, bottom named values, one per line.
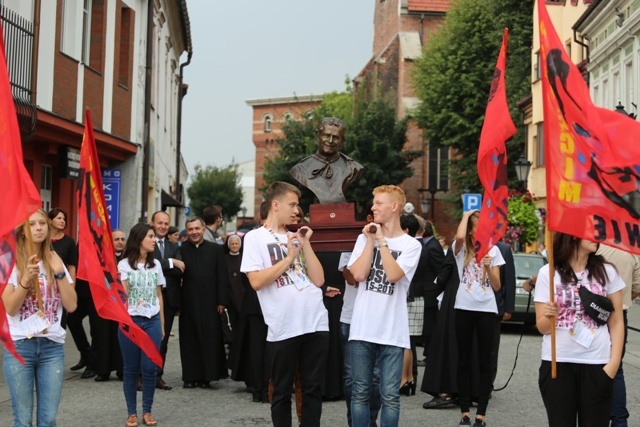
left=347, top=185, right=421, bottom=427
left=241, top=181, right=328, bottom=427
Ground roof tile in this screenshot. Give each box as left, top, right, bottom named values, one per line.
left=407, top=0, right=451, bottom=13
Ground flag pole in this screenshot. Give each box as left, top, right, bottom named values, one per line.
left=22, top=219, right=47, bottom=334
left=545, top=228, right=556, bottom=378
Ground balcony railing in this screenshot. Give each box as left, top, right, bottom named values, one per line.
left=0, top=2, right=37, bottom=139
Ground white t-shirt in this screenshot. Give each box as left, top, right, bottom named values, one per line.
left=118, top=259, right=165, bottom=318
left=535, top=263, right=624, bottom=364
left=6, top=262, right=72, bottom=344
left=338, top=252, right=356, bottom=324
left=347, top=233, right=422, bottom=349
left=240, top=227, right=328, bottom=342
left=453, top=242, right=505, bottom=314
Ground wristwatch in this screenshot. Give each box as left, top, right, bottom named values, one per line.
left=54, top=271, right=65, bottom=280
left=379, top=240, right=389, bottom=248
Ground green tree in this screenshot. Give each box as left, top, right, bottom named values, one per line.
left=412, top=0, right=533, bottom=197
left=187, top=163, right=243, bottom=220
left=503, top=190, right=540, bottom=249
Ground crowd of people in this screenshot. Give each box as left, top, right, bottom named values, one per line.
left=2, top=184, right=636, bottom=427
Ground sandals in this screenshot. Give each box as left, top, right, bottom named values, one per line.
left=126, top=414, right=138, bottom=427
left=142, top=413, right=158, bottom=426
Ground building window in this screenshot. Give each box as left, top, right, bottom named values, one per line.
left=40, top=164, right=52, bottom=213
left=118, top=6, right=133, bottom=86
left=283, top=113, right=293, bottom=121
left=534, top=51, right=541, bottom=81
left=81, top=0, right=91, bottom=64
left=536, top=123, right=544, bottom=167
left=61, top=0, right=80, bottom=58
left=264, top=115, right=272, bottom=132
left=428, top=145, right=449, bottom=191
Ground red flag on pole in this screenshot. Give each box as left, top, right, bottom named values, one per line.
left=76, top=110, right=163, bottom=367
left=539, top=1, right=640, bottom=254
left=0, top=21, right=42, bottom=363
left=474, top=28, right=516, bottom=263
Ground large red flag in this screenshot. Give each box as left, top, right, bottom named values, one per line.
left=76, top=110, right=162, bottom=367
left=474, top=28, right=516, bottom=262
left=0, top=22, right=41, bottom=362
left=539, top=1, right=640, bottom=254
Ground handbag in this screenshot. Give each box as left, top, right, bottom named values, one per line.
left=578, top=285, right=613, bottom=326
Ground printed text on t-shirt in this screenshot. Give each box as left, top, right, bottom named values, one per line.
left=364, top=248, right=400, bottom=296
left=267, top=243, right=294, bottom=288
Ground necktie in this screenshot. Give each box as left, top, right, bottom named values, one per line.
left=158, top=239, right=165, bottom=258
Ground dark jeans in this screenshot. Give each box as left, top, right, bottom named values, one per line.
left=539, top=361, right=614, bottom=427
left=118, top=314, right=162, bottom=415
left=455, top=309, right=495, bottom=416
left=340, top=322, right=380, bottom=427
left=611, top=310, right=629, bottom=427
left=268, top=331, right=329, bottom=427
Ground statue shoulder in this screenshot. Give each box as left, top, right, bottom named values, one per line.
left=290, top=156, right=315, bottom=180
left=340, top=153, right=364, bottom=170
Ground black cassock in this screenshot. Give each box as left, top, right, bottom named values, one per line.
left=179, top=240, right=229, bottom=382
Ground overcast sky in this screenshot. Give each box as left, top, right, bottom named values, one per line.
left=180, top=1, right=376, bottom=178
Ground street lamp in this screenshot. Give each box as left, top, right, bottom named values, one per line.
left=241, top=206, right=247, bottom=218
left=615, top=101, right=637, bottom=119
left=515, top=155, right=532, bottom=191
left=420, top=198, right=430, bottom=219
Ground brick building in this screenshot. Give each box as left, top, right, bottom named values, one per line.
left=245, top=95, right=323, bottom=220
left=2, top=0, right=191, bottom=236
left=355, top=0, right=457, bottom=239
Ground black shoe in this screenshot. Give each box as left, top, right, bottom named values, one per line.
left=156, top=378, right=172, bottom=390
left=116, top=371, right=123, bottom=381
left=94, top=374, right=110, bottom=382
left=183, top=381, right=197, bottom=389
left=399, top=380, right=416, bottom=396
left=459, top=415, right=471, bottom=426
left=252, top=391, right=261, bottom=402
left=417, top=358, right=427, bottom=367
left=423, top=395, right=457, bottom=409
left=473, top=418, right=487, bottom=427
left=70, top=358, right=87, bottom=371
left=198, top=381, right=211, bottom=389
left=80, top=368, right=96, bottom=379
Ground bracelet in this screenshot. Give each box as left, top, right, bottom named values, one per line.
left=19, top=282, right=31, bottom=290
left=379, top=240, right=389, bottom=248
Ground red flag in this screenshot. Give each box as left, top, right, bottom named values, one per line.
left=0, top=21, right=41, bottom=363
left=474, top=28, right=516, bottom=262
left=76, top=110, right=163, bottom=367
left=538, top=2, right=640, bottom=254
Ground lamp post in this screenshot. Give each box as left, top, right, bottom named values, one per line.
left=241, top=206, right=247, bottom=218
left=514, top=155, right=532, bottom=191
left=420, top=198, right=430, bottom=219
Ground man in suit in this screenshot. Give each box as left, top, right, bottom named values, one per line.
left=151, top=211, right=185, bottom=390
left=419, top=221, right=446, bottom=362
left=490, top=241, right=516, bottom=388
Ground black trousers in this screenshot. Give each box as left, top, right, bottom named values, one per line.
left=456, top=309, right=496, bottom=416
left=539, top=361, right=614, bottom=427
left=67, top=294, right=97, bottom=366
left=268, top=331, right=329, bottom=427
left=159, top=288, right=178, bottom=376
left=490, top=315, right=502, bottom=387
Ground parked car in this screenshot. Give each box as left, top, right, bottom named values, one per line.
left=508, top=252, right=547, bottom=325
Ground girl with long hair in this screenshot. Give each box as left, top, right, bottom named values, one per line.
left=2, top=208, right=77, bottom=426
left=452, top=209, right=504, bottom=427
left=535, top=233, right=624, bottom=426
left=118, top=223, right=165, bottom=427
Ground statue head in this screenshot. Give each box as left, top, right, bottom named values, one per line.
left=315, top=117, right=346, bottom=160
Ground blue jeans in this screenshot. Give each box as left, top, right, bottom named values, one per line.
left=350, top=340, right=403, bottom=427
left=340, top=323, right=380, bottom=427
left=118, top=315, right=162, bottom=415
left=3, top=338, right=65, bottom=427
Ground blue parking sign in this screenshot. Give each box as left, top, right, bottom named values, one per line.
left=462, top=193, right=482, bottom=212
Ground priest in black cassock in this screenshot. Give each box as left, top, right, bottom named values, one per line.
left=178, top=217, right=229, bottom=389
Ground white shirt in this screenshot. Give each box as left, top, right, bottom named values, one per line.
left=535, top=263, right=624, bottom=364
left=453, top=242, right=504, bottom=314
left=118, top=259, right=165, bottom=318
left=348, top=233, right=422, bottom=349
left=338, top=252, right=356, bottom=324
left=240, top=227, right=328, bottom=342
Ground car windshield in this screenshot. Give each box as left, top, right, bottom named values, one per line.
left=513, top=255, right=547, bottom=279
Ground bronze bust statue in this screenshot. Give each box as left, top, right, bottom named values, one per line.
left=290, top=117, right=364, bottom=204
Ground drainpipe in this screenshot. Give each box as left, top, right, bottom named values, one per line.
left=140, top=0, right=153, bottom=222
left=573, top=29, right=590, bottom=85
left=175, top=51, right=192, bottom=219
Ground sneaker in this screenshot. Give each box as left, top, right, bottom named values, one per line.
left=473, top=418, right=487, bottom=427
left=459, top=415, right=471, bottom=426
